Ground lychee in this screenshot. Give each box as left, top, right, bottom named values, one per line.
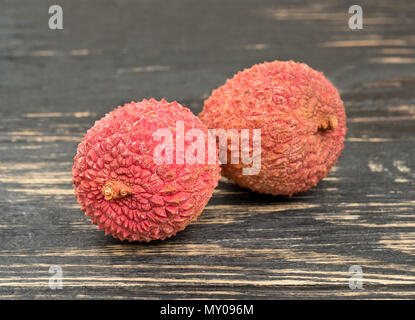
left=73, top=99, right=220, bottom=242
left=199, top=60, right=347, bottom=196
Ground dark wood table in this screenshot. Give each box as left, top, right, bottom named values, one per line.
left=0, top=0, right=414, bottom=299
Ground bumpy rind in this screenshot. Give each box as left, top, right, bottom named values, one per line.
left=199, top=60, right=347, bottom=196
left=73, top=99, right=220, bottom=242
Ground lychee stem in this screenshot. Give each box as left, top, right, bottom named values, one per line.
left=318, top=115, right=338, bottom=131
left=101, top=181, right=131, bottom=200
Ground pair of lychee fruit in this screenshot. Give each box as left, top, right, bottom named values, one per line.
left=73, top=60, right=347, bottom=242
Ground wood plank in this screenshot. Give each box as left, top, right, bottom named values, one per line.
left=0, top=0, right=414, bottom=299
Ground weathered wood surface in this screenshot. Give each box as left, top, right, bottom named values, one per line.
left=0, top=0, right=414, bottom=299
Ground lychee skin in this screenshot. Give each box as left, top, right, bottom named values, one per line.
left=199, top=60, right=347, bottom=196
left=73, top=99, right=220, bottom=242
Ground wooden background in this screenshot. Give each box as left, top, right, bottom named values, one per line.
left=0, top=0, right=414, bottom=299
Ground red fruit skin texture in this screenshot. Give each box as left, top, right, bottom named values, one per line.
left=199, top=60, right=347, bottom=196
left=73, top=99, right=220, bottom=242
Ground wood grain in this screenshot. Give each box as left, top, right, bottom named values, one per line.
left=0, top=0, right=414, bottom=299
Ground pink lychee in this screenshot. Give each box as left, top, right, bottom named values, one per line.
left=199, top=60, right=347, bottom=196
left=73, top=99, right=220, bottom=242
